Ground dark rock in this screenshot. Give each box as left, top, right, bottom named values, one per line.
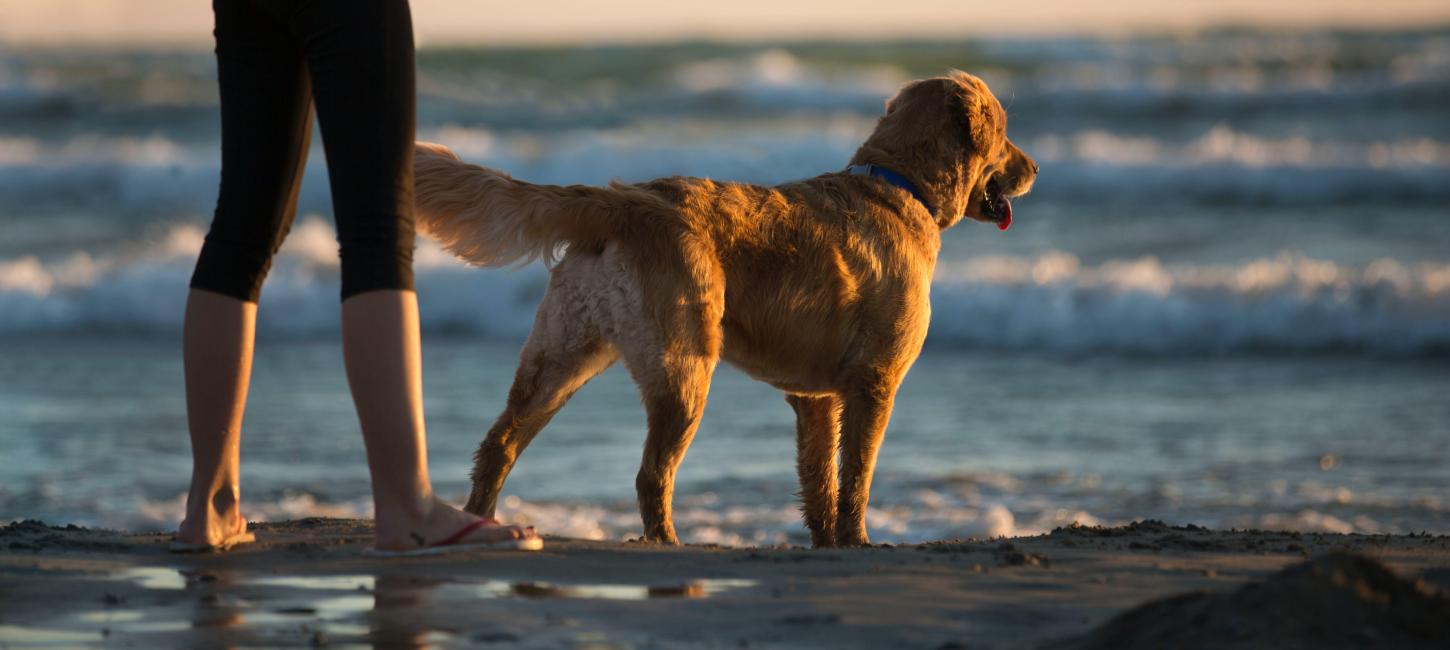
left=1059, top=554, right=1450, bottom=650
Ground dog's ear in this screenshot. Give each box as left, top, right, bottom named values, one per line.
left=943, top=71, right=993, bottom=154
left=886, top=74, right=994, bottom=153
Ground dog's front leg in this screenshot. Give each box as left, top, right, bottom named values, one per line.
left=787, top=394, right=841, bottom=548
left=834, top=384, right=898, bottom=547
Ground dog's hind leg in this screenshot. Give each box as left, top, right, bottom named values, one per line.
left=464, top=325, right=617, bottom=518
left=787, top=394, right=841, bottom=548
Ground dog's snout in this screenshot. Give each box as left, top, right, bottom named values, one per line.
left=1031, top=161, right=1040, bottom=174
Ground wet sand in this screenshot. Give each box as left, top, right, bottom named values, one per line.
left=1, top=519, right=1447, bottom=649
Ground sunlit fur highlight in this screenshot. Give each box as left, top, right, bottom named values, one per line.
left=414, top=72, right=1037, bottom=547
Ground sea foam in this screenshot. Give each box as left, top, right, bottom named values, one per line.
left=2, top=220, right=1447, bottom=355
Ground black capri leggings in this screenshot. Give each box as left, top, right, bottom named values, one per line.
left=191, top=0, right=416, bottom=302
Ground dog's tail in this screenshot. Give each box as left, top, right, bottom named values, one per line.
left=413, top=142, right=656, bottom=267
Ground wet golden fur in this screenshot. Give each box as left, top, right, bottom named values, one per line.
left=414, top=71, right=1037, bottom=547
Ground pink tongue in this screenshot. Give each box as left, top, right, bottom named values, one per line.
left=997, top=197, right=1013, bottom=231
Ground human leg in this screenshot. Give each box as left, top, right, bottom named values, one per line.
left=178, top=0, right=313, bottom=547
left=290, top=0, right=534, bottom=549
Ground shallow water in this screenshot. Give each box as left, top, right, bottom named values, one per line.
left=2, top=339, right=1446, bottom=544
left=0, top=29, right=1447, bottom=541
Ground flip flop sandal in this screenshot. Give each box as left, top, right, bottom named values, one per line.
left=362, top=520, right=543, bottom=557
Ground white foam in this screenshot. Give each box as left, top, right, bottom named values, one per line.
left=131, top=492, right=372, bottom=534
left=38, top=467, right=1450, bottom=542
left=2, top=224, right=1448, bottom=354
left=1029, top=127, right=1450, bottom=169
left=670, top=48, right=904, bottom=105
left=114, top=490, right=1086, bottom=546
left=931, top=252, right=1450, bottom=354
left=4, top=121, right=1449, bottom=229
left=0, top=134, right=195, bottom=166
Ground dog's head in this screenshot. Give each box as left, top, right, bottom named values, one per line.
left=857, top=71, right=1036, bottom=230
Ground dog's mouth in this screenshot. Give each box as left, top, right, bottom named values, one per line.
left=983, top=177, right=1013, bottom=231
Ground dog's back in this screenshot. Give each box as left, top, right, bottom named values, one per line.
left=415, top=146, right=940, bottom=391
left=414, top=142, right=937, bottom=274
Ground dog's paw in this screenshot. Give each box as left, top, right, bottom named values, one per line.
left=626, top=532, right=681, bottom=545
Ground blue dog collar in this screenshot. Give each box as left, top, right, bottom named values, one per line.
left=846, top=164, right=933, bottom=216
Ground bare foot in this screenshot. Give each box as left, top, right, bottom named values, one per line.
left=374, top=497, right=537, bottom=551
left=176, top=507, right=249, bottom=547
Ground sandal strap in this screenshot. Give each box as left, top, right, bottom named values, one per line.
left=431, top=519, right=492, bottom=547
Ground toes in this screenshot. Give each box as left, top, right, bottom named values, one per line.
left=500, top=524, right=538, bottom=541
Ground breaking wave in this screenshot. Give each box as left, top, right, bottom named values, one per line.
left=2, top=221, right=1447, bottom=355
left=930, top=252, right=1450, bottom=354
left=3, top=124, right=1449, bottom=227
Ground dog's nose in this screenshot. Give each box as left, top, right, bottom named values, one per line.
left=1031, top=162, right=1040, bottom=174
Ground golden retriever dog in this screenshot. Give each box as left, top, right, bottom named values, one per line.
left=413, top=71, right=1037, bottom=547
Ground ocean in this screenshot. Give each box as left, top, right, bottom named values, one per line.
left=1, top=29, right=1447, bottom=545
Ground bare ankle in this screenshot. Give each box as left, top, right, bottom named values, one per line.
left=185, top=485, right=241, bottom=521
left=374, top=492, right=438, bottom=527
left=177, top=488, right=247, bottom=544
left=210, top=486, right=240, bottom=516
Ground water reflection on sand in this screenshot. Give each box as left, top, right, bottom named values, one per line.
left=1, top=565, right=756, bottom=648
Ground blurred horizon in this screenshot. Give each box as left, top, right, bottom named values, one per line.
left=1, top=0, right=1449, bottom=47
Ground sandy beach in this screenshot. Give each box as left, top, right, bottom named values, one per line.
left=1, top=519, right=1447, bottom=649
